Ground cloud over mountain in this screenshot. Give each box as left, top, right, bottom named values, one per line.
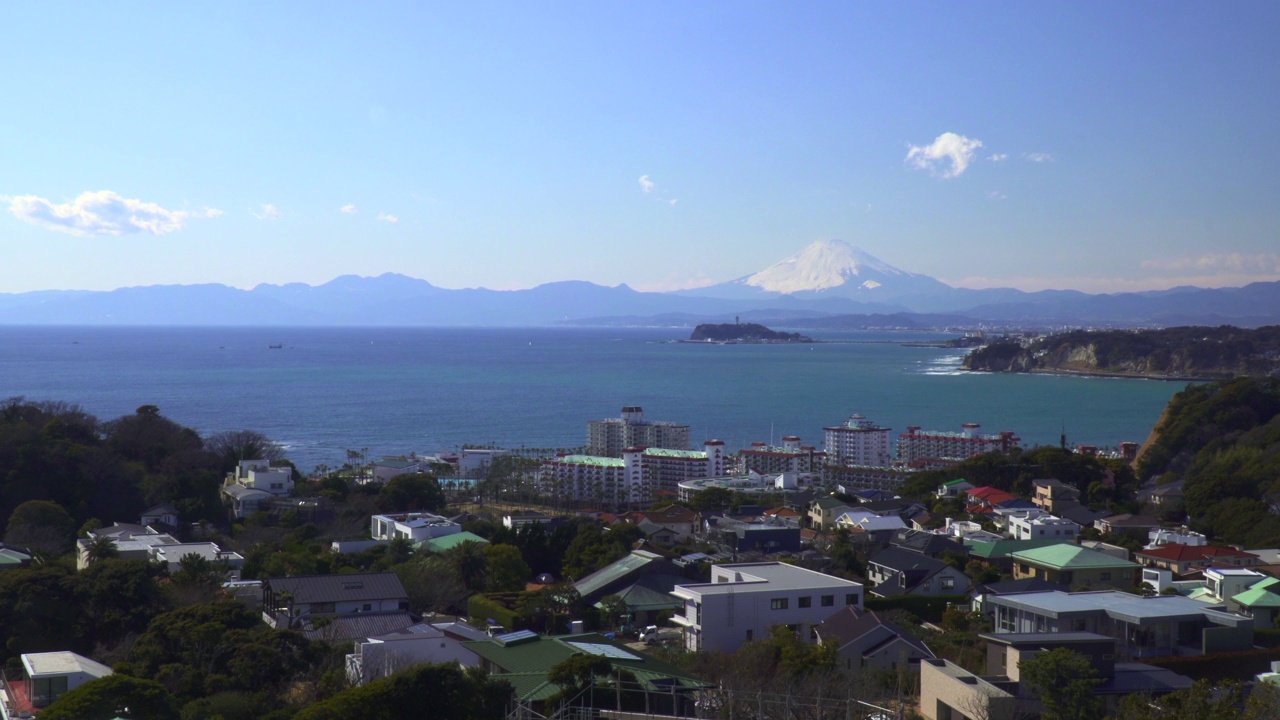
left=8, top=190, right=221, bottom=236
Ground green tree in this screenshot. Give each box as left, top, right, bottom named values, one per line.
left=80, top=534, right=120, bottom=565
left=293, top=664, right=511, bottom=720
left=37, top=674, right=179, bottom=720
left=1017, top=648, right=1101, bottom=720
left=484, top=543, right=532, bottom=592
left=443, top=540, right=489, bottom=593
left=377, top=474, right=447, bottom=513
left=5, top=500, right=76, bottom=557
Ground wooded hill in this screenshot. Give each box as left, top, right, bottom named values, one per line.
left=963, top=325, right=1280, bottom=379
left=688, top=322, right=813, bottom=342
left=1137, top=377, right=1280, bottom=547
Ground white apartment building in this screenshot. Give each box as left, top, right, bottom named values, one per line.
left=670, top=562, right=864, bottom=653
left=823, top=414, right=892, bottom=467
left=897, top=424, right=1019, bottom=466
left=1008, top=514, right=1080, bottom=541
left=541, top=441, right=726, bottom=507
left=370, top=512, right=461, bottom=543
left=740, top=436, right=825, bottom=474
left=587, top=406, right=690, bottom=457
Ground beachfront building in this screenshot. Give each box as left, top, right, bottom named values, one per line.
left=670, top=562, right=864, bottom=653
left=823, top=414, right=892, bottom=467
left=897, top=423, right=1019, bottom=467
left=230, top=459, right=294, bottom=495
left=542, top=441, right=726, bottom=508
left=740, top=436, right=825, bottom=474
left=587, top=406, right=690, bottom=457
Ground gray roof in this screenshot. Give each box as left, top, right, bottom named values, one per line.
left=297, top=611, right=417, bottom=641
left=986, top=590, right=1244, bottom=626
left=1096, top=663, right=1193, bottom=695
left=266, top=572, right=407, bottom=604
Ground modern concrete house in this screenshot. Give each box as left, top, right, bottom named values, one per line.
left=986, top=590, right=1253, bottom=658
left=670, top=562, right=863, bottom=653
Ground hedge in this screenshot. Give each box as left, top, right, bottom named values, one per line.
left=468, top=593, right=521, bottom=631
left=864, top=594, right=971, bottom=623
left=1143, top=645, right=1280, bottom=682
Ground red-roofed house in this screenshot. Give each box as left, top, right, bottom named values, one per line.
left=1134, top=544, right=1265, bottom=576
left=965, top=487, right=1015, bottom=510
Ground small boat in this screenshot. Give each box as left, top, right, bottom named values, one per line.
left=268, top=344, right=283, bottom=349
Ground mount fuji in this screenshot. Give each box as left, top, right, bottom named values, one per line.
left=680, top=239, right=956, bottom=303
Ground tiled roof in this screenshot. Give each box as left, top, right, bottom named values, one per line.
left=966, top=538, right=1075, bottom=559
left=265, top=572, right=407, bottom=604
left=297, top=611, right=418, bottom=641
left=816, top=606, right=933, bottom=657
left=1136, top=544, right=1255, bottom=562
left=1011, top=544, right=1139, bottom=570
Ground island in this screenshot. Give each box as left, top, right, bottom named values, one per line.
left=962, top=325, right=1280, bottom=380
left=688, top=322, right=815, bottom=343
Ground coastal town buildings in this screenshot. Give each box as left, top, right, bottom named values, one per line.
left=587, top=406, right=690, bottom=457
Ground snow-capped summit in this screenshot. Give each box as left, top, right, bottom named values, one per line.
left=679, top=239, right=953, bottom=303
left=742, top=239, right=910, bottom=294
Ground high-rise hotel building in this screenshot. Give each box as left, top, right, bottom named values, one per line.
left=587, top=406, right=690, bottom=457
left=823, top=414, right=892, bottom=467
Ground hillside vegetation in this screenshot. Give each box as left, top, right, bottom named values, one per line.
left=963, top=326, right=1280, bottom=379
left=689, top=322, right=813, bottom=342
left=1137, top=377, right=1280, bottom=547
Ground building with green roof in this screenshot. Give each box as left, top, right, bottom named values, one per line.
left=965, top=538, right=1071, bottom=573
left=416, top=531, right=490, bottom=553
left=464, top=631, right=710, bottom=714
left=1228, top=576, right=1280, bottom=628
left=1011, top=544, right=1139, bottom=590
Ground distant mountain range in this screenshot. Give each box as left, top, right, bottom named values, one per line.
left=2, top=239, right=1278, bottom=327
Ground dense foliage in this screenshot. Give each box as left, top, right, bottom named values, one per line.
left=689, top=323, right=813, bottom=342
left=1137, top=377, right=1280, bottom=546
left=292, top=664, right=511, bottom=720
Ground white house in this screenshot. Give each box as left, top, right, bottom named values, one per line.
left=151, top=542, right=246, bottom=578
left=1008, top=514, right=1080, bottom=541
left=669, top=562, right=863, bottom=653
left=372, top=458, right=425, bottom=484
left=234, top=459, right=294, bottom=495
left=345, top=620, right=487, bottom=685
left=370, top=512, right=461, bottom=543
left=19, top=651, right=113, bottom=708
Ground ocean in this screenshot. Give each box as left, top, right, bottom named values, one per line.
left=0, top=326, right=1185, bottom=473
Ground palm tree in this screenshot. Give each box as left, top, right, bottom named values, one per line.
left=81, top=535, right=118, bottom=565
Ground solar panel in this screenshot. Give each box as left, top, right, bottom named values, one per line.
left=495, top=629, right=539, bottom=646
left=565, top=641, right=640, bottom=661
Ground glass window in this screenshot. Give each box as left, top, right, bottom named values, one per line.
left=771, top=598, right=789, bottom=610
left=821, top=595, right=835, bottom=606
left=798, top=596, right=812, bottom=608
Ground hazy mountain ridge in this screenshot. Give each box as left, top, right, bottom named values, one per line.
left=0, top=241, right=1278, bottom=326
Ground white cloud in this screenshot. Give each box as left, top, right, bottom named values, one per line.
left=988, top=153, right=1008, bottom=162
left=986, top=190, right=1008, bottom=201
left=638, top=175, right=655, bottom=193
left=340, top=204, right=358, bottom=214
left=668, top=198, right=678, bottom=206
left=905, top=132, right=983, bottom=179
left=377, top=213, right=398, bottom=223
left=253, top=203, right=282, bottom=220
left=1142, top=253, right=1280, bottom=275
left=1024, top=152, right=1056, bottom=163
left=8, top=190, right=221, bottom=236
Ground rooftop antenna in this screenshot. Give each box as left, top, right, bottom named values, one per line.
left=1060, top=422, right=1067, bottom=450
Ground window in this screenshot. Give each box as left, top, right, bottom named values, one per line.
left=845, top=594, right=858, bottom=607
left=771, top=598, right=789, bottom=610
left=746, top=629, right=753, bottom=641
left=1100, top=572, right=1112, bottom=581
left=363, top=603, right=372, bottom=611
left=941, top=578, right=955, bottom=590
left=821, top=595, right=835, bottom=607
left=798, top=596, right=812, bottom=608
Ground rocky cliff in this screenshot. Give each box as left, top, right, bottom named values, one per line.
left=962, top=326, right=1280, bottom=379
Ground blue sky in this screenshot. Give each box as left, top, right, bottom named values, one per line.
left=3, top=2, right=1278, bottom=294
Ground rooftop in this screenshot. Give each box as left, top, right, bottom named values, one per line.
left=22, top=651, right=113, bottom=679
left=642, top=448, right=706, bottom=459
left=1010, top=544, right=1139, bottom=570
left=673, top=562, right=860, bottom=596
left=988, top=590, right=1242, bottom=625
left=549, top=455, right=626, bottom=467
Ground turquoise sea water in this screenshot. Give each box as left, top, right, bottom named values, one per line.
left=0, top=326, right=1185, bottom=472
